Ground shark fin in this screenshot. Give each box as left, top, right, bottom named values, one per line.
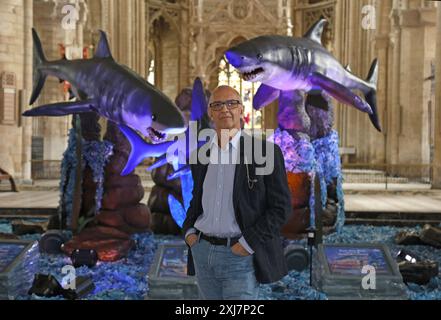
left=119, top=124, right=173, bottom=176
left=344, top=64, right=352, bottom=73
left=95, top=30, right=113, bottom=59
left=253, top=84, right=280, bottom=110
left=29, top=28, right=48, bottom=105
left=365, top=59, right=381, bottom=132
left=22, top=99, right=96, bottom=117
left=303, top=19, right=327, bottom=45
left=190, top=77, right=207, bottom=121
left=309, top=72, right=373, bottom=115
left=168, top=194, right=186, bottom=228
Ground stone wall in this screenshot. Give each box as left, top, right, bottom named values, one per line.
left=432, top=4, right=441, bottom=187
left=159, top=22, right=180, bottom=100
left=0, top=0, right=32, bottom=182
left=295, top=0, right=440, bottom=178
left=1, top=0, right=441, bottom=185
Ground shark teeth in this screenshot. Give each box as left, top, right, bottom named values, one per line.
left=241, top=67, right=264, bottom=81
left=147, top=127, right=166, bottom=143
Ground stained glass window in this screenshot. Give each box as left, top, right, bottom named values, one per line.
left=217, top=57, right=262, bottom=129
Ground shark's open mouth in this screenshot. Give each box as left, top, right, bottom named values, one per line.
left=241, top=67, right=264, bottom=81
left=147, top=127, right=166, bottom=143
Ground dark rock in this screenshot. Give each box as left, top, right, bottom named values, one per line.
left=326, top=179, right=338, bottom=203
left=75, top=226, right=130, bottom=241
left=101, top=184, right=145, bottom=210
left=96, top=209, right=150, bottom=234
left=151, top=164, right=182, bottom=193
left=82, top=166, right=98, bottom=188
left=0, top=232, right=19, bottom=240
left=104, top=121, right=131, bottom=155
left=62, top=225, right=134, bottom=261
left=122, top=204, right=151, bottom=229
left=398, top=260, right=439, bottom=285
left=119, top=224, right=150, bottom=235
left=104, top=174, right=141, bottom=189
left=322, top=200, right=337, bottom=227
left=395, top=231, right=425, bottom=246
left=281, top=207, right=310, bottom=239
left=148, top=185, right=182, bottom=214
left=277, top=90, right=310, bottom=134
left=11, top=219, right=49, bottom=235
left=96, top=210, right=127, bottom=228
left=62, top=237, right=135, bottom=262
left=150, top=212, right=181, bottom=235
left=306, top=92, right=334, bottom=140
left=80, top=112, right=101, bottom=141
left=81, top=169, right=97, bottom=215
left=419, top=224, right=441, bottom=248
left=105, top=151, right=130, bottom=175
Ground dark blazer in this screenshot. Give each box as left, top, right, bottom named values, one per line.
left=182, top=132, right=292, bottom=284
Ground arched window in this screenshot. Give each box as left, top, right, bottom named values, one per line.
left=217, top=56, right=262, bottom=129
left=147, top=59, right=155, bottom=85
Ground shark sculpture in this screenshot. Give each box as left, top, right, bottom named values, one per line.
left=23, top=29, right=187, bottom=143
left=225, top=19, right=381, bottom=132
left=120, top=77, right=208, bottom=176
left=147, top=77, right=209, bottom=180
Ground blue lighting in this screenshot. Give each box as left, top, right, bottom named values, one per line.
left=168, top=162, right=194, bottom=228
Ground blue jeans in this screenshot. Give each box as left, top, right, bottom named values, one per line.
left=190, top=237, right=259, bottom=300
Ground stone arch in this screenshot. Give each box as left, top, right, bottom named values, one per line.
left=206, top=34, right=250, bottom=88
left=149, top=9, right=181, bottom=40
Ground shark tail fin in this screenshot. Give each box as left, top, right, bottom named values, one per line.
left=119, top=125, right=173, bottom=176
left=29, top=28, right=48, bottom=105
left=364, top=59, right=381, bottom=132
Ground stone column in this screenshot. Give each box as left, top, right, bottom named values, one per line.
left=372, top=0, right=392, bottom=167
left=432, top=5, right=441, bottom=188
left=0, top=0, right=33, bottom=181
left=33, top=1, right=71, bottom=165
left=396, top=7, right=437, bottom=170
left=136, top=0, right=146, bottom=78
left=331, top=0, right=390, bottom=165
left=387, top=7, right=402, bottom=166
left=21, top=0, right=33, bottom=182
left=179, top=4, right=190, bottom=91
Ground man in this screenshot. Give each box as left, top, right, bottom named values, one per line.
left=182, top=85, right=292, bottom=300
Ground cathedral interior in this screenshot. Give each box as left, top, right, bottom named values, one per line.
left=0, top=0, right=441, bottom=301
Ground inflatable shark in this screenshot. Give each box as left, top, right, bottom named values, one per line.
left=121, top=77, right=208, bottom=176
left=23, top=29, right=186, bottom=142
left=225, top=19, right=381, bottom=132
left=147, top=77, right=209, bottom=180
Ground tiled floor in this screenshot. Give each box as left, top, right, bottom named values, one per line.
left=0, top=190, right=151, bottom=209
left=1, top=188, right=441, bottom=214
left=344, top=193, right=441, bottom=213
left=0, top=191, right=60, bottom=208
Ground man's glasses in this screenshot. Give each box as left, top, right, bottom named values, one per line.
left=209, top=99, right=241, bottom=111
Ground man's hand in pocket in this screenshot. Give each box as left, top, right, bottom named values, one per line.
left=231, top=242, right=251, bottom=257
left=185, top=234, right=198, bottom=247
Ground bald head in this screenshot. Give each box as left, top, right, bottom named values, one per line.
left=208, top=85, right=244, bottom=133
left=209, top=85, right=242, bottom=106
